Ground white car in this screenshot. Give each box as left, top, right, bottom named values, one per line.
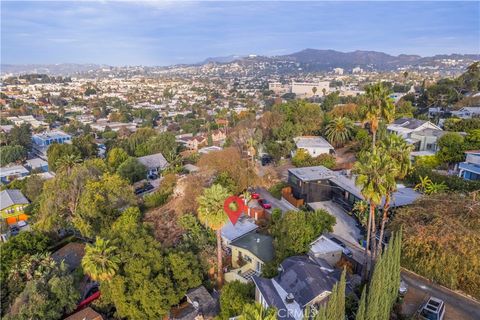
left=419, top=297, right=445, bottom=320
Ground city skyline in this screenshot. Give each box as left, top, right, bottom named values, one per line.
left=1, top=1, right=479, bottom=66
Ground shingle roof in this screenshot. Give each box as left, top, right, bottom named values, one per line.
left=392, top=117, right=428, bottom=129
left=137, top=152, right=169, bottom=170
left=276, top=256, right=338, bottom=307
left=230, top=233, right=274, bottom=263
left=64, top=307, right=103, bottom=320
left=0, top=189, right=29, bottom=211
left=52, top=242, right=85, bottom=273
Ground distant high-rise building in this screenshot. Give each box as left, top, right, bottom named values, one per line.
left=352, top=67, right=363, bottom=74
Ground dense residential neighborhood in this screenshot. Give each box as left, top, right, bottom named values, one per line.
left=1, top=1, right=480, bottom=320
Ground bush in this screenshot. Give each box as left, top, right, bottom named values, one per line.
left=292, top=149, right=336, bottom=169
left=407, top=166, right=480, bottom=192
left=268, top=182, right=288, bottom=199
left=219, top=281, right=255, bottom=319
left=143, top=174, right=177, bottom=209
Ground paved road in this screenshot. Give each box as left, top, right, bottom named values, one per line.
left=401, top=269, right=480, bottom=320
left=255, top=187, right=297, bottom=213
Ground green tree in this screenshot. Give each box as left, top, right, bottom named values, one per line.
left=354, top=151, right=396, bottom=275
left=271, top=210, right=335, bottom=260
left=355, top=287, right=366, bottom=320
left=8, top=123, right=32, bottom=149
left=436, top=132, right=466, bottom=167
left=324, top=117, right=355, bottom=147
left=0, top=145, right=26, bottom=166
left=240, top=303, right=277, bottom=320
left=377, top=134, right=412, bottom=255
left=47, top=143, right=81, bottom=172
left=220, top=281, right=255, bottom=319
left=100, top=207, right=203, bottom=320
left=361, top=83, right=395, bottom=149
left=106, top=147, right=129, bottom=171
left=74, top=173, right=136, bottom=237
left=116, top=157, right=147, bottom=183
left=82, top=237, right=120, bottom=281
left=197, top=184, right=231, bottom=286
left=4, top=255, right=79, bottom=320
left=72, top=134, right=98, bottom=158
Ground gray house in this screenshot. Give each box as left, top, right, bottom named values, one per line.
left=137, top=152, right=169, bottom=177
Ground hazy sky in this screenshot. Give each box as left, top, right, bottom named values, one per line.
left=1, top=1, right=479, bottom=66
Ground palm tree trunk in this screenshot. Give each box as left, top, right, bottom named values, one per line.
left=216, top=228, right=223, bottom=287
left=372, top=130, right=377, bottom=151
left=363, top=202, right=373, bottom=281
left=370, top=202, right=377, bottom=262
left=377, top=193, right=391, bottom=257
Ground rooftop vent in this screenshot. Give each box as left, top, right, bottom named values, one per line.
left=285, top=293, right=295, bottom=304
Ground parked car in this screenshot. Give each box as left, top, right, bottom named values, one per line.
left=258, top=199, right=272, bottom=209
left=419, top=297, right=445, bottom=320
left=134, top=183, right=154, bottom=195
left=329, top=236, right=353, bottom=257
left=399, top=279, right=408, bottom=296
left=261, top=155, right=273, bottom=166
left=250, top=192, right=260, bottom=199
left=10, top=226, right=19, bottom=236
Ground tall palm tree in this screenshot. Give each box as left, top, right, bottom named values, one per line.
left=197, top=184, right=231, bottom=287
left=324, top=117, right=355, bottom=147
left=240, top=303, right=277, bottom=320
left=354, top=151, right=396, bottom=277
left=56, top=154, right=82, bottom=174
left=361, top=83, right=395, bottom=150
left=82, top=237, right=120, bottom=281
left=376, top=135, right=413, bottom=255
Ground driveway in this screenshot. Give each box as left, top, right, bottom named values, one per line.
left=255, top=187, right=298, bottom=213
left=308, top=201, right=362, bottom=247
left=400, top=269, right=480, bottom=320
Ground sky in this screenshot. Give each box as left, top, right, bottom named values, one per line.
left=1, top=1, right=479, bottom=66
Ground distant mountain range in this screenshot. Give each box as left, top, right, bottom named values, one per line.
left=2, top=49, right=479, bottom=76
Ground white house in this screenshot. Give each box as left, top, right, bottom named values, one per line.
left=387, top=118, right=442, bottom=139
left=451, top=107, right=480, bottom=119
left=292, top=136, right=335, bottom=158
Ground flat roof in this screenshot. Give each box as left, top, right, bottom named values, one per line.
left=294, top=136, right=334, bottom=149
left=310, top=235, right=344, bottom=255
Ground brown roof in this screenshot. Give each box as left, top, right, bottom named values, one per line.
left=64, top=307, right=103, bottom=320
left=52, top=242, right=86, bottom=273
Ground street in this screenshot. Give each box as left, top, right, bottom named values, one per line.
left=401, top=269, right=480, bottom=320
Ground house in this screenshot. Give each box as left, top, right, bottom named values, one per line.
left=170, top=285, right=219, bottom=320
left=309, top=235, right=344, bottom=267
left=221, top=215, right=258, bottom=246
left=64, top=307, right=103, bottom=320
left=225, top=233, right=274, bottom=283
left=408, top=128, right=447, bottom=152
left=458, top=150, right=480, bottom=181
left=179, top=136, right=208, bottom=151
left=210, top=129, right=226, bottom=143
left=0, top=165, right=29, bottom=184
left=52, top=242, right=86, bottom=273
left=0, top=189, right=29, bottom=225
left=32, top=130, right=72, bottom=158
left=451, top=107, right=480, bottom=119
left=252, top=256, right=342, bottom=320
left=292, top=136, right=334, bottom=158
left=24, top=158, right=49, bottom=172
left=285, top=166, right=421, bottom=211
left=387, top=118, right=442, bottom=139
left=137, top=152, right=169, bottom=177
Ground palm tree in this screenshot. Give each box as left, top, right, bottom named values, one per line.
left=361, top=83, right=395, bottom=150
left=354, top=151, right=396, bottom=277
left=376, top=134, right=413, bottom=255
left=56, top=154, right=82, bottom=174
left=324, top=117, right=355, bottom=147
left=197, top=184, right=231, bottom=287
left=82, top=237, right=120, bottom=281
left=352, top=200, right=369, bottom=227
left=240, top=303, right=277, bottom=320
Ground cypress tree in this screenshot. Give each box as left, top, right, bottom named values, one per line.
left=356, top=287, right=367, bottom=320
left=325, top=281, right=339, bottom=320
left=337, top=268, right=346, bottom=320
